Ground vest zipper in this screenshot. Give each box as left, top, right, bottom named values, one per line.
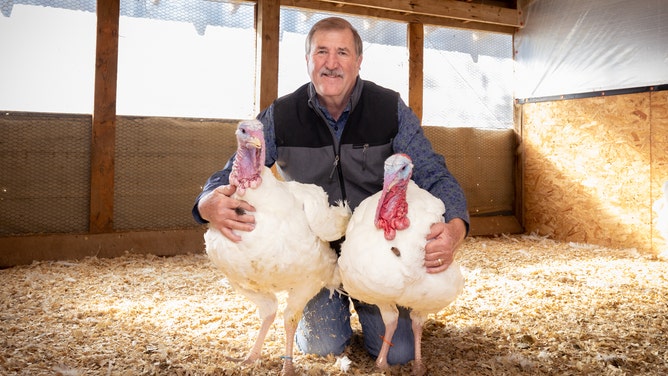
left=362, top=143, right=369, bottom=171
left=329, top=154, right=340, bottom=181
left=311, top=100, right=347, bottom=201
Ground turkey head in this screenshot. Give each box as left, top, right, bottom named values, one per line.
left=229, top=119, right=266, bottom=196
left=375, top=153, right=413, bottom=240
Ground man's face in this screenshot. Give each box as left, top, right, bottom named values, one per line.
left=306, top=28, right=362, bottom=102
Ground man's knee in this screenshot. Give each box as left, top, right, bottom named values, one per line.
left=355, top=302, right=415, bottom=365
left=386, top=340, right=415, bottom=365
left=295, top=289, right=352, bottom=357
left=296, top=328, right=351, bottom=356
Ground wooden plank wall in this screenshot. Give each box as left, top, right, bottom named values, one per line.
left=520, top=90, right=668, bottom=254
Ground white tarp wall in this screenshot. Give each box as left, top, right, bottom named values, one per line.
left=514, top=0, right=668, bottom=100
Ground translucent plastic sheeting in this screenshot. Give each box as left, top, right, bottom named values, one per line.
left=514, top=0, right=668, bottom=100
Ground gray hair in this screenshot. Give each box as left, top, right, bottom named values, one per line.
left=305, top=17, right=363, bottom=57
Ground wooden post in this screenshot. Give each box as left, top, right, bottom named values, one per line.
left=408, top=22, right=424, bottom=123
left=255, top=0, right=281, bottom=112
left=90, top=0, right=119, bottom=233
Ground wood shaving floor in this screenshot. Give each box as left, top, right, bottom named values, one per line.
left=1, top=234, right=666, bottom=375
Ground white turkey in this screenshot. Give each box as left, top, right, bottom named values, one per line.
left=652, top=180, right=668, bottom=259
left=203, top=119, right=350, bottom=376
left=338, top=153, right=464, bottom=376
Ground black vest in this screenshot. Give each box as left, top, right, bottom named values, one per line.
left=273, top=80, right=399, bottom=209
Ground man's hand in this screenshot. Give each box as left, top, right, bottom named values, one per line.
left=424, top=218, right=466, bottom=273
left=197, top=185, right=256, bottom=242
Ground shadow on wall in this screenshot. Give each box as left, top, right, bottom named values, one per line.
left=521, top=92, right=667, bottom=253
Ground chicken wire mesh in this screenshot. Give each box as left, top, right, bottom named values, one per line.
left=1, top=0, right=256, bottom=118
left=0, top=113, right=238, bottom=235
left=114, top=116, right=238, bottom=231
left=113, top=0, right=253, bottom=230
left=0, top=0, right=97, bottom=114
left=117, top=0, right=256, bottom=119
left=423, top=27, right=513, bottom=128
left=423, top=126, right=516, bottom=216
left=0, top=112, right=91, bottom=236
left=0, top=0, right=95, bottom=16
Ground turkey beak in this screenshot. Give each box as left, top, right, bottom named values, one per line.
left=384, top=171, right=400, bottom=191
left=246, top=137, right=262, bottom=149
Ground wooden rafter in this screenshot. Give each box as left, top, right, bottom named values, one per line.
left=281, top=0, right=519, bottom=33
left=325, top=0, right=518, bottom=26
left=317, top=0, right=520, bottom=27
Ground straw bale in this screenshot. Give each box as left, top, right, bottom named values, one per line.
left=1, top=235, right=667, bottom=375
left=522, top=93, right=653, bottom=251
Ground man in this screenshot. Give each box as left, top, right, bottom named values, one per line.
left=193, top=16, right=469, bottom=365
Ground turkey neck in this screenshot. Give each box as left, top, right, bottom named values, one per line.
left=230, top=141, right=265, bottom=195
left=374, top=179, right=410, bottom=240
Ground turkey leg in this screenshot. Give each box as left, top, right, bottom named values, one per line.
left=375, top=304, right=400, bottom=372
left=410, top=312, right=427, bottom=376
left=242, top=311, right=276, bottom=364
left=240, top=290, right=279, bottom=364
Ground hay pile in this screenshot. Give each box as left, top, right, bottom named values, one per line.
left=1, top=234, right=667, bottom=375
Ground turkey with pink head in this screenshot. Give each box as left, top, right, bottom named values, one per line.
left=338, top=153, right=464, bottom=376
left=204, top=119, right=350, bottom=376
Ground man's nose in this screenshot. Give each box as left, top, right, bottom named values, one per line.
left=324, top=52, right=338, bottom=68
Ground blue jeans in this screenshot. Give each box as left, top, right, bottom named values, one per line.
left=295, top=288, right=415, bottom=365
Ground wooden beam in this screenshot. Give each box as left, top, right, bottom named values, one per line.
left=469, top=215, right=523, bottom=236
left=317, top=0, right=520, bottom=28
left=408, top=22, right=424, bottom=122
left=0, top=229, right=207, bottom=267
left=515, top=103, right=525, bottom=227
left=0, top=217, right=521, bottom=266
left=256, top=0, right=281, bottom=111
left=0, top=218, right=523, bottom=267
left=281, top=0, right=516, bottom=34
left=90, top=0, right=119, bottom=233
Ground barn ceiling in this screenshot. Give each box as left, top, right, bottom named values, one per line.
left=280, top=0, right=522, bottom=33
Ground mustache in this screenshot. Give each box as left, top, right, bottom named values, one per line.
left=320, top=68, right=343, bottom=77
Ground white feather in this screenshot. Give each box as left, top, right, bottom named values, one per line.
left=205, top=168, right=349, bottom=299
left=339, top=180, right=464, bottom=313
left=653, top=180, right=668, bottom=259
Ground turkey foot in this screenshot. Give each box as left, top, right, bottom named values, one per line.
left=281, top=357, right=295, bottom=376
left=241, top=311, right=276, bottom=365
